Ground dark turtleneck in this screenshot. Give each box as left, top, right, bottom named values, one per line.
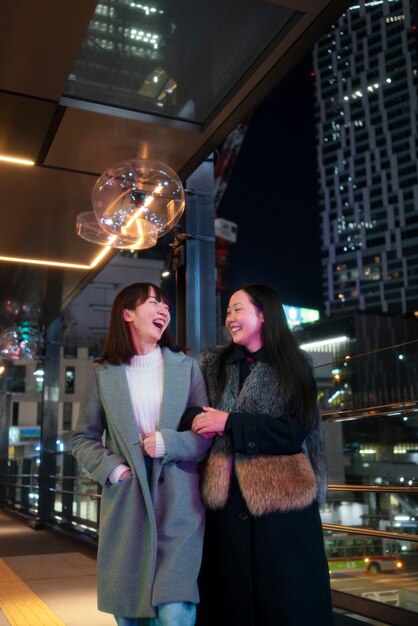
left=225, top=344, right=270, bottom=389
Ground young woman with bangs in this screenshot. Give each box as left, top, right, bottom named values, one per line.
left=73, top=282, right=210, bottom=626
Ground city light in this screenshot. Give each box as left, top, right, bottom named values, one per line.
left=283, top=304, right=320, bottom=328
left=300, top=336, right=349, bottom=351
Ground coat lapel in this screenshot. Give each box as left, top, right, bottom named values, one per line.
left=98, top=364, right=153, bottom=490
left=98, top=365, right=140, bottom=451
left=159, top=348, right=190, bottom=429
left=222, top=361, right=284, bottom=416
left=98, top=349, right=191, bottom=451
left=218, top=362, right=240, bottom=411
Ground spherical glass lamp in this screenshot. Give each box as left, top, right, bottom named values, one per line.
left=91, top=158, right=185, bottom=248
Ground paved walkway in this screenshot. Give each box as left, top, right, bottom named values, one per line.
left=0, top=509, right=114, bottom=626
left=0, top=507, right=386, bottom=626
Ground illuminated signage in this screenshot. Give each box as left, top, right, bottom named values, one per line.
left=283, top=304, right=320, bottom=328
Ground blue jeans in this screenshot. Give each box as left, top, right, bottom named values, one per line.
left=115, top=602, right=196, bottom=626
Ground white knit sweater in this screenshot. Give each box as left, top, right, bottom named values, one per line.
left=108, top=346, right=166, bottom=483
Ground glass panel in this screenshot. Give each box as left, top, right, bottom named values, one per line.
left=321, top=486, right=418, bottom=534
left=5, top=451, right=40, bottom=515
left=72, top=467, right=100, bottom=536
left=309, top=338, right=418, bottom=413
left=54, top=453, right=64, bottom=516
left=64, top=0, right=298, bottom=124
left=314, top=339, right=418, bottom=514
left=326, top=531, right=418, bottom=612
left=311, top=339, right=418, bottom=619
left=4, top=306, right=418, bottom=621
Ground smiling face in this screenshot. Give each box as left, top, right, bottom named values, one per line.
left=225, top=289, right=264, bottom=353
left=123, top=286, right=171, bottom=354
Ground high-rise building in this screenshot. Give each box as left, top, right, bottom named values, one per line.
left=314, top=0, right=418, bottom=315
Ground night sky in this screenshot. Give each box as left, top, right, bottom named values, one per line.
left=217, top=53, right=323, bottom=312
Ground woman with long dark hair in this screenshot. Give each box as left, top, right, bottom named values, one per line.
left=73, top=282, right=210, bottom=626
left=192, top=284, right=334, bottom=626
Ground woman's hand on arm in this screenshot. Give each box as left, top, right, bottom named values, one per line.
left=191, top=406, right=229, bottom=439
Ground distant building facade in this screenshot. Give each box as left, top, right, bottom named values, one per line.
left=3, top=255, right=163, bottom=439
left=313, top=0, right=418, bottom=315
left=295, top=310, right=418, bottom=410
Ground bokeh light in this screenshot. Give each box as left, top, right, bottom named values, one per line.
left=0, top=326, right=37, bottom=360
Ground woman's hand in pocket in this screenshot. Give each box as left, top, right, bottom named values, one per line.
left=118, top=468, right=132, bottom=482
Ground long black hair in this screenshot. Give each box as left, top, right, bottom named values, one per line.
left=216, top=284, right=318, bottom=427
left=96, top=282, right=180, bottom=365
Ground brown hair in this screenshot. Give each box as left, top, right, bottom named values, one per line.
left=96, top=282, right=180, bottom=365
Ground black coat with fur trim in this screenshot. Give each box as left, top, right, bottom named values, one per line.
left=196, top=351, right=334, bottom=626
left=200, top=350, right=328, bottom=513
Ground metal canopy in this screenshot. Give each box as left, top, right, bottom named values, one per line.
left=0, top=0, right=349, bottom=326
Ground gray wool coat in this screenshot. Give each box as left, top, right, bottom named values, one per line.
left=72, top=347, right=210, bottom=618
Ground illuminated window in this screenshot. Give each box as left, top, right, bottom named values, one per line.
left=363, top=267, right=381, bottom=280
left=65, top=367, right=75, bottom=394
left=35, top=377, right=43, bottom=394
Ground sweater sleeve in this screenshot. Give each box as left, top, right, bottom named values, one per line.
left=226, top=411, right=310, bottom=456
left=108, top=463, right=131, bottom=484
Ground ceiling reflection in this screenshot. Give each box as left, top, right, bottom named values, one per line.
left=64, top=0, right=298, bottom=124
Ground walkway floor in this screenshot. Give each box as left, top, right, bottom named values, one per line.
left=0, top=508, right=114, bottom=626
left=0, top=507, right=387, bottom=626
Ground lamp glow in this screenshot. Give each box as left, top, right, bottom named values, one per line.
left=0, top=155, right=35, bottom=166
left=0, top=248, right=113, bottom=271
left=0, top=255, right=91, bottom=269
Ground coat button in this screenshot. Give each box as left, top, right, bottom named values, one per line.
left=158, top=476, right=164, bottom=484
left=239, top=512, right=248, bottom=521
left=247, top=441, right=256, bottom=448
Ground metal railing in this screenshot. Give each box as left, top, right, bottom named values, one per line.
left=1, top=337, right=418, bottom=624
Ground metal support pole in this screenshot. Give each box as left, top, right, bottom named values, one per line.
left=174, top=241, right=187, bottom=350
left=175, top=158, right=216, bottom=358
left=0, top=369, right=11, bottom=504
left=34, top=316, right=62, bottom=527
left=62, top=451, right=75, bottom=527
